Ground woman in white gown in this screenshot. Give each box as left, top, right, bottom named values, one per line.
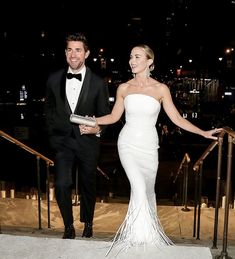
left=92, top=44, right=220, bottom=256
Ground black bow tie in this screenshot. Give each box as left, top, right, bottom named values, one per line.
left=66, top=73, right=82, bottom=81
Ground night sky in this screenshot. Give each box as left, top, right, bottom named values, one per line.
left=2, top=1, right=234, bottom=52
left=1, top=0, right=235, bottom=98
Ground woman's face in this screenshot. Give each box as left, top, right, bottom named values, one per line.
left=129, top=47, right=151, bottom=75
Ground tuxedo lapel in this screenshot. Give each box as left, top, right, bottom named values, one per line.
left=60, top=70, right=67, bottom=102
left=75, top=68, right=91, bottom=112
left=59, top=69, right=73, bottom=114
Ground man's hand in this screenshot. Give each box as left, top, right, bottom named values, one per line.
left=79, top=116, right=101, bottom=135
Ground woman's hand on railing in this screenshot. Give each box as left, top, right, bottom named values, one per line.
left=202, top=128, right=223, bottom=140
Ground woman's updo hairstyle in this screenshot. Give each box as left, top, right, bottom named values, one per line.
left=136, top=44, right=155, bottom=71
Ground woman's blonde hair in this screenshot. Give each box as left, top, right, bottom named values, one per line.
left=135, top=44, right=155, bottom=71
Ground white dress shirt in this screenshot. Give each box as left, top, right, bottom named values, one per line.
left=66, top=67, right=86, bottom=113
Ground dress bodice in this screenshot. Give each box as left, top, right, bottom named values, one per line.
left=124, top=94, right=161, bottom=129
left=118, top=94, right=161, bottom=151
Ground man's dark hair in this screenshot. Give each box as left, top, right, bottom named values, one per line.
left=65, top=32, right=89, bottom=52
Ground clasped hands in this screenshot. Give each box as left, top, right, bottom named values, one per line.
left=79, top=116, right=99, bottom=135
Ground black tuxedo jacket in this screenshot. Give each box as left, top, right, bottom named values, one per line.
left=45, top=67, right=110, bottom=154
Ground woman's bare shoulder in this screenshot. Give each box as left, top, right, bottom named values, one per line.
left=154, top=80, right=167, bottom=88
left=151, top=80, right=170, bottom=103
left=118, top=82, right=130, bottom=88
left=155, top=81, right=170, bottom=92
left=117, top=81, right=132, bottom=92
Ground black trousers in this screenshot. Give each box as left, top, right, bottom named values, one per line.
left=54, top=145, right=97, bottom=227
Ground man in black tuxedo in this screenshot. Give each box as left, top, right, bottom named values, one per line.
left=45, top=32, right=110, bottom=239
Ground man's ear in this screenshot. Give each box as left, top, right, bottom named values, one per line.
left=85, top=50, right=90, bottom=59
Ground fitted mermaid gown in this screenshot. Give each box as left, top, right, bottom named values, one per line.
left=107, top=94, right=173, bottom=256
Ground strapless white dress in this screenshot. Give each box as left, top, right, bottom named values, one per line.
left=106, top=94, right=173, bottom=256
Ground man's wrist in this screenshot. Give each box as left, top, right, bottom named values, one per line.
left=95, top=127, right=102, bottom=137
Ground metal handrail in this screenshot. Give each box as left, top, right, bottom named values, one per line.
left=193, top=130, right=226, bottom=172
left=0, top=130, right=54, bottom=165
left=0, top=129, right=110, bottom=229
left=193, top=127, right=234, bottom=172
left=0, top=129, right=54, bottom=229
left=173, top=153, right=190, bottom=184
left=192, top=126, right=235, bottom=258
left=173, top=153, right=191, bottom=211
left=223, top=126, right=235, bottom=138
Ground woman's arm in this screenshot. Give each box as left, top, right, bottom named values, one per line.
left=96, top=84, right=126, bottom=125
left=160, top=84, right=221, bottom=140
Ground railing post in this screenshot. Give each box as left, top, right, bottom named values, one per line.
left=36, top=156, right=42, bottom=230
left=181, top=162, right=190, bottom=212
left=196, top=162, right=203, bottom=240
left=212, top=136, right=223, bottom=249
left=46, top=162, right=51, bottom=228
left=215, top=135, right=233, bottom=259
left=193, top=166, right=199, bottom=237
